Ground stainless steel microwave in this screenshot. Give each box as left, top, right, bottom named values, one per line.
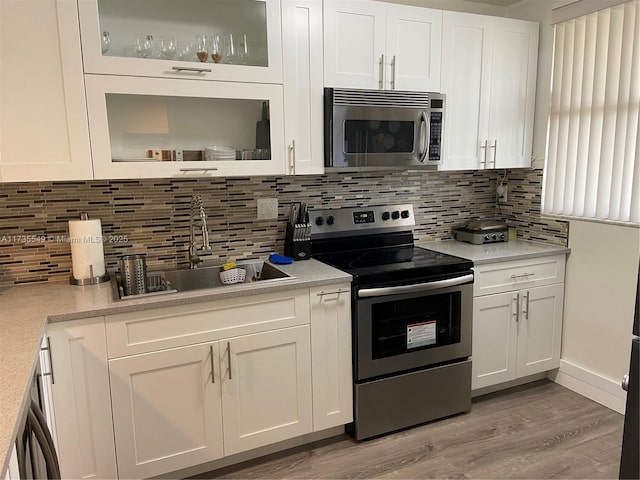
left=324, top=88, right=445, bottom=170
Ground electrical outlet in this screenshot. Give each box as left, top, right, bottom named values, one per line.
left=497, top=185, right=508, bottom=203
left=257, top=197, right=279, bottom=220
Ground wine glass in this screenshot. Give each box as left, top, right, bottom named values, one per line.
left=159, top=35, right=176, bottom=60
left=210, top=35, right=222, bottom=64
left=176, top=41, right=194, bottom=61
left=135, top=34, right=153, bottom=58
left=195, top=34, right=208, bottom=62
left=101, top=31, right=110, bottom=54
left=223, top=33, right=235, bottom=64
left=236, top=34, right=248, bottom=65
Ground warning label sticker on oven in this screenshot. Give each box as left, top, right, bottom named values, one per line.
left=407, top=321, right=436, bottom=349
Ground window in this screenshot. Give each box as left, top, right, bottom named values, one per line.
left=543, top=0, right=639, bottom=224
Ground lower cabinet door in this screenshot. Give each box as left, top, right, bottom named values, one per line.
left=48, top=318, right=118, bottom=480
left=221, top=325, right=313, bottom=455
left=516, top=283, right=564, bottom=377
left=109, top=342, right=223, bottom=479
left=472, top=291, right=518, bottom=389
left=310, top=284, right=353, bottom=430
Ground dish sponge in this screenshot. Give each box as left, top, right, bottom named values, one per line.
left=222, top=261, right=237, bottom=271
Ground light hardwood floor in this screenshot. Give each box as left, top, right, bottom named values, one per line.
left=193, top=380, right=624, bottom=479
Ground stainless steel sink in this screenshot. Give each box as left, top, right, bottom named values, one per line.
left=164, top=261, right=290, bottom=291
left=112, top=260, right=292, bottom=300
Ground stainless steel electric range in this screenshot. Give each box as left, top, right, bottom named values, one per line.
left=310, top=204, right=474, bottom=440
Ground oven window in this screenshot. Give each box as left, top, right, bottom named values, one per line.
left=343, top=120, right=415, bottom=154
left=371, top=292, right=461, bottom=359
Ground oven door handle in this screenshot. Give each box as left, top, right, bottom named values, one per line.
left=357, top=273, right=474, bottom=298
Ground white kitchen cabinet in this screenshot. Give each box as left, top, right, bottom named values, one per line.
left=76, top=0, right=283, bottom=85
left=310, top=284, right=353, bottom=430
left=105, top=288, right=314, bottom=478
left=282, top=0, right=324, bottom=174
left=3, top=445, right=18, bottom=480
left=46, top=317, right=118, bottom=480
left=323, top=0, right=441, bottom=92
left=109, top=342, right=224, bottom=479
left=0, top=0, right=93, bottom=182
left=471, top=256, right=565, bottom=390
left=440, top=12, right=538, bottom=170
left=221, top=326, right=313, bottom=455
left=108, top=326, right=313, bottom=478
left=84, top=74, right=286, bottom=179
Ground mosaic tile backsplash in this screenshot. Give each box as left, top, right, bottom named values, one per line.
left=0, top=169, right=568, bottom=285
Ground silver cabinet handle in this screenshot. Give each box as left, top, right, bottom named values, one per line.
left=172, top=66, right=212, bottom=73
left=179, top=167, right=219, bottom=172
left=226, top=342, right=232, bottom=380
left=288, top=140, right=296, bottom=174
left=511, top=272, right=535, bottom=279
left=40, top=336, right=54, bottom=384
left=490, top=140, right=497, bottom=167
left=523, top=291, right=530, bottom=320
left=479, top=140, right=488, bottom=168
left=391, top=55, right=397, bottom=90
left=379, top=53, right=385, bottom=90
left=209, top=345, right=215, bottom=384
left=316, top=288, right=350, bottom=297
left=622, top=374, right=630, bottom=391
left=513, top=293, right=520, bottom=322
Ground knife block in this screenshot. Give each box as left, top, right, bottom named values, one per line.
left=284, top=223, right=311, bottom=261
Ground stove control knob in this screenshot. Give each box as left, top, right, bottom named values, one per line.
left=499, top=232, right=505, bottom=240
left=382, top=211, right=391, bottom=221
left=484, top=235, right=491, bottom=241
left=492, top=234, right=497, bottom=240
left=315, top=216, right=324, bottom=226
left=326, top=215, right=335, bottom=225
left=391, top=211, right=400, bottom=220
left=401, top=210, right=410, bottom=219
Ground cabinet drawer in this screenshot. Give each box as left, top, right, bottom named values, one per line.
left=473, top=255, right=566, bottom=296
left=105, top=289, right=310, bottom=358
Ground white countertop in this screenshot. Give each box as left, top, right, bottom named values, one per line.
left=418, top=239, right=570, bottom=265
left=0, top=258, right=350, bottom=478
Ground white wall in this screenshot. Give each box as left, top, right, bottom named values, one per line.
left=377, top=0, right=505, bottom=15
left=556, top=221, right=639, bottom=412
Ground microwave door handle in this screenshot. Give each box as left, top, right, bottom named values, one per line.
left=418, top=111, right=429, bottom=163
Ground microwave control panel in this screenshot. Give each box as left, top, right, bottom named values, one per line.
left=428, top=94, right=445, bottom=163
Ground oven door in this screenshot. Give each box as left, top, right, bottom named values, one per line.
left=355, top=279, right=472, bottom=381
left=330, top=104, right=428, bottom=169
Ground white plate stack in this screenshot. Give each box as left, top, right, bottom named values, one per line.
left=204, top=146, right=236, bottom=161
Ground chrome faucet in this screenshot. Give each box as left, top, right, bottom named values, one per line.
left=189, top=195, right=211, bottom=268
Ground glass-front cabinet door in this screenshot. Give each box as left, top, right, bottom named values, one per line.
left=85, top=74, right=286, bottom=179
left=77, top=0, right=283, bottom=84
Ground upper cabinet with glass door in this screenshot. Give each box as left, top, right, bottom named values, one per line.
left=77, top=0, right=283, bottom=84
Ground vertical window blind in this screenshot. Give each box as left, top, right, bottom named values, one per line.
left=543, top=0, right=639, bottom=224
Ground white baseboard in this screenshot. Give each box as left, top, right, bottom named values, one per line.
left=472, top=373, right=547, bottom=398
left=548, top=359, right=627, bottom=414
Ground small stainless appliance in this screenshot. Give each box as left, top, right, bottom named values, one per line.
left=311, top=204, right=473, bottom=440
left=324, top=88, right=445, bottom=170
left=454, top=218, right=509, bottom=245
